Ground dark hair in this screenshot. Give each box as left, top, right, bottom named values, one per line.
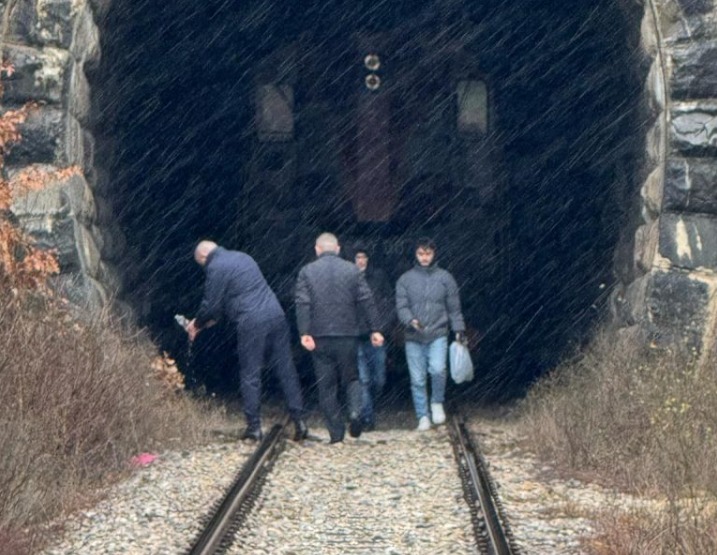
left=415, top=237, right=436, bottom=251
left=353, top=242, right=370, bottom=257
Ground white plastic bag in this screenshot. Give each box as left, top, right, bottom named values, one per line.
left=449, top=341, right=474, bottom=384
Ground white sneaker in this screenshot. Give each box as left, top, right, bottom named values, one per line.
left=431, top=403, right=446, bottom=425
left=417, top=416, right=431, bottom=431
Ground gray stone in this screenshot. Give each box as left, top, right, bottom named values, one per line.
left=35, top=0, right=76, bottom=49
left=634, top=221, right=659, bottom=273
left=70, top=4, right=101, bottom=67
left=6, top=0, right=38, bottom=46
left=671, top=0, right=714, bottom=16
left=646, top=269, right=712, bottom=350
left=9, top=167, right=95, bottom=274
left=664, top=158, right=717, bottom=213
left=660, top=0, right=717, bottom=43
left=610, top=274, right=650, bottom=327
left=50, top=273, right=107, bottom=309
left=671, top=40, right=717, bottom=100
left=5, top=0, right=77, bottom=48
left=670, top=102, right=717, bottom=157
left=640, top=167, right=663, bottom=218
left=659, top=212, right=717, bottom=270
left=68, top=61, right=91, bottom=124
left=2, top=44, right=69, bottom=105
left=646, top=116, right=665, bottom=165
left=6, top=107, right=64, bottom=165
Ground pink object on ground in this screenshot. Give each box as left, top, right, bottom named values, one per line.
left=130, top=453, right=158, bottom=467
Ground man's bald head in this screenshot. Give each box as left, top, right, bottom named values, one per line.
left=194, top=240, right=218, bottom=266
left=315, top=232, right=340, bottom=256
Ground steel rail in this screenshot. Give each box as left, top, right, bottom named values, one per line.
left=449, top=415, right=519, bottom=555
left=186, top=419, right=287, bottom=555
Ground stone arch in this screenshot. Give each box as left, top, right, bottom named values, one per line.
left=2, top=0, right=717, bottom=368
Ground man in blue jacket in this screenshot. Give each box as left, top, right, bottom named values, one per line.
left=187, top=240, right=307, bottom=442
left=295, top=233, right=384, bottom=444
left=396, top=237, right=466, bottom=432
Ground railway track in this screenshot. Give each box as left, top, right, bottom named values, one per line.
left=186, top=414, right=520, bottom=555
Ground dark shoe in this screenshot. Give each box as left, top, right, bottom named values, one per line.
left=329, top=436, right=344, bottom=444
left=349, top=416, right=363, bottom=438
left=293, top=419, right=309, bottom=442
left=241, top=426, right=263, bottom=442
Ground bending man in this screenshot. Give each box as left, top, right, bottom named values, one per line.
left=187, top=240, right=308, bottom=442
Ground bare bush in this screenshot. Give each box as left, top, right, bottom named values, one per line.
left=521, top=330, right=717, bottom=550
left=0, top=295, right=212, bottom=542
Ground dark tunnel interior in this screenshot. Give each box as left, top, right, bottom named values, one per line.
left=90, top=0, right=647, bottom=405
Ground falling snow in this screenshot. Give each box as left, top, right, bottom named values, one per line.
left=90, top=0, right=647, bottom=406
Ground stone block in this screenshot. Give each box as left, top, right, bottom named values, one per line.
left=640, top=166, right=663, bottom=218
left=68, top=61, right=91, bottom=124
left=75, top=222, right=101, bottom=277
left=646, top=58, right=666, bottom=114
left=610, top=274, right=650, bottom=327
left=670, top=102, right=717, bottom=157
left=35, top=0, right=76, bottom=49
left=659, top=212, right=717, bottom=269
left=2, top=44, right=69, bottom=105
left=635, top=221, right=660, bottom=273
left=661, top=1, right=717, bottom=44
left=671, top=40, right=717, bottom=100
left=646, top=268, right=712, bottom=350
left=50, top=273, right=108, bottom=310
left=646, top=116, right=666, bottom=165
left=664, top=157, right=717, bottom=213
left=70, top=4, right=100, bottom=67
left=6, top=106, right=64, bottom=165
left=6, top=0, right=76, bottom=48
left=8, top=167, right=96, bottom=275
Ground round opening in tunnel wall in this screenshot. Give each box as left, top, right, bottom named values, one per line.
left=90, top=0, right=647, bottom=400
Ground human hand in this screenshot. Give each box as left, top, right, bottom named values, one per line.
left=187, top=319, right=199, bottom=342
left=301, top=335, right=316, bottom=351
left=410, top=319, right=423, bottom=331
left=370, top=332, right=384, bottom=347
left=455, top=331, right=467, bottom=345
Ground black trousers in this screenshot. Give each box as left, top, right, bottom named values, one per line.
left=311, top=336, right=362, bottom=442
left=235, top=316, right=304, bottom=428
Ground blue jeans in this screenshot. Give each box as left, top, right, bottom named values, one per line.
left=405, top=337, right=448, bottom=420
left=357, top=340, right=387, bottom=424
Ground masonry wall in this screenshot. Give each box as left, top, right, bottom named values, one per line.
left=612, top=0, right=717, bottom=357
left=2, top=0, right=717, bottom=355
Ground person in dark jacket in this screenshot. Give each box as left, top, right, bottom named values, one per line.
left=396, top=237, right=466, bottom=432
left=295, top=233, right=384, bottom=443
left=354, top=244, right=394, bottom=430
left=187, top=240, right=308, bottom=442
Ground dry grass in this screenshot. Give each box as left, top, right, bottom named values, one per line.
left=0, top=294, right=220, bottom=552
left=520, top=329, right=717, bottom=551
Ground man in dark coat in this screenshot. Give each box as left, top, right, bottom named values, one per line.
left=295, top=233, right=384, bottom=443
left=354, top=244, right=394, bottom=430
left=396, top=237, right=466, bottom=432
left=187, top=240, right=307, bottom=442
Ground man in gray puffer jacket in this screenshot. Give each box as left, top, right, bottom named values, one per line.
left=396, top=237, right=466, bottom=431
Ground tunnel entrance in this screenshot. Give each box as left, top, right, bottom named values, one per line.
left=91, top=0, right=645, bottom=400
